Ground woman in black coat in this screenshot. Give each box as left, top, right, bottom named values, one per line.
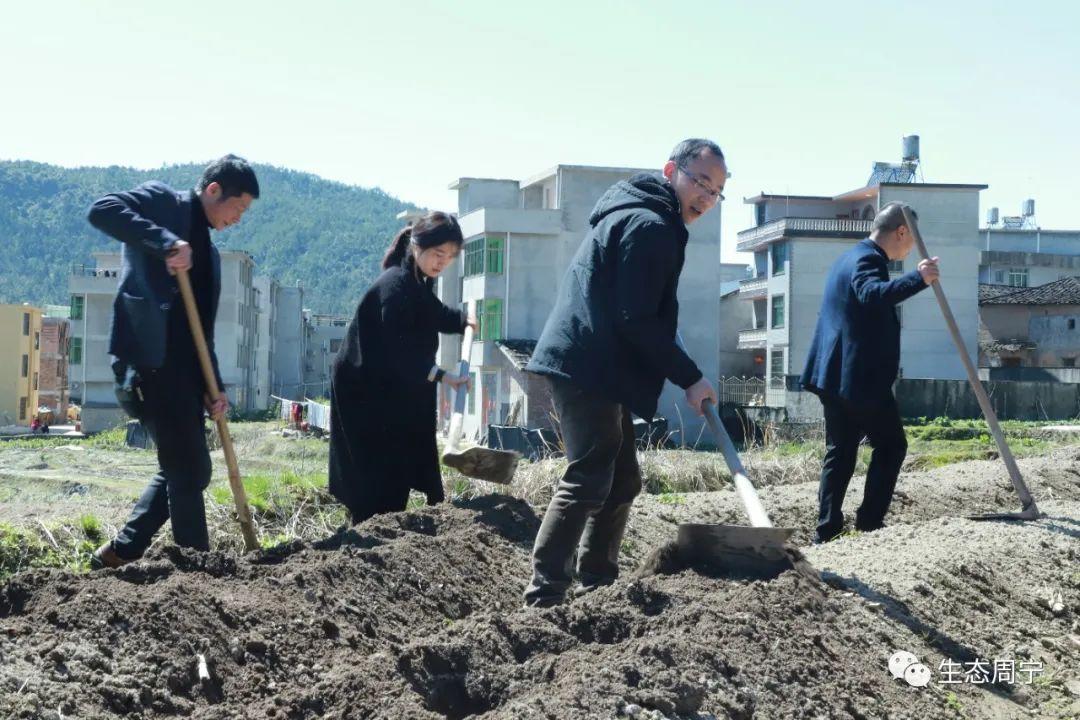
left=328, top=212, right=474, bottom=523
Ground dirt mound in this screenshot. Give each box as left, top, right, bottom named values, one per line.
left=1, top=452, right=1079, bottom=718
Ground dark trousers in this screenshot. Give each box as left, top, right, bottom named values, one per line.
left=111, top=360, right=212, bottom=559
left=816, top=393, right=907, bottom=543
left=525, top=378, right=642, bottom=606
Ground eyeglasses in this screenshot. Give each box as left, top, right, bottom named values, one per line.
left=678, top=165, right=725, bottom=203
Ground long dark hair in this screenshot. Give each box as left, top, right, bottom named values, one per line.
left=381, top=211, right=464, bottom=270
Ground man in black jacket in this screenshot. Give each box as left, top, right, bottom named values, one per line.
left=799, top=202, right=939, bottom=543
left=87, top=155, right=259, bottom=568
left=524, top=139, right=725, bottom=607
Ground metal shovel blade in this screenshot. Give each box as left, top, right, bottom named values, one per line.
left=966, top=501, right=1044, bottom=522
left=676, top=523, right=796, bottom=578
left=442, top=446, right=521, bottom=485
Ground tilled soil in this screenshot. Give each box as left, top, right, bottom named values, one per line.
left=1, top=450, right=1078, bottom=719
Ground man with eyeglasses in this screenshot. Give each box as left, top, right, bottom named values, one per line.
left=524, top=138, right=726, bottom=607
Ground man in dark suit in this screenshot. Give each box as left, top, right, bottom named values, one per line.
left=524, top=139, right=724, bottom=607
left=86, top=155, right=259, bottom=568
left=800, top=202, right=939, bottom=544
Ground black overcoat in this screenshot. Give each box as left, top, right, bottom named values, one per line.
left=328, top=254, right=466, bottom=522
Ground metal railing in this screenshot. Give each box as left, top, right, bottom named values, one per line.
left=737, top=217, right=874, bottom=251
left=737, top=328, right=767, bottom=348
left=738, top=276, right=768, bottom=296
left=717, top=376, right=766, bottom=405
left=70, top=264, right=120, bottom=278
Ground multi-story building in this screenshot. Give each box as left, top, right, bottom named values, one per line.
left=0, top=304, right=43, bottom=427
left=302, top=311, right=348, bottom=399
left=38, top=314, right=71, bottom=419
left=272, top=284, right=307, bottom=399
left=253, top=276, right=276, bottom=411
left=733, top=140, right=986, bottom=419
left=437, top=163, right=723, bottom=444
left=979, top=203, right=1080, bottom=290
left=216, top=251, right=259, bottom=411
left=69, top=250, right=263, bottom=430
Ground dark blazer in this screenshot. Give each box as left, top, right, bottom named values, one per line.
left=87, top=181, right=223, bottom=387
left=800, top=238, right=927, bottom=407
left=526, top=173, right=702, bottom=420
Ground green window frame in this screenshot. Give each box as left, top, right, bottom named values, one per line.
left=771, top=242, right=788, bottom=276
left=463, top=238, right=485, bottom=277
left=70, top=337, right=83, bottom=365
left=70, top=295, right=84, bottom=320
left=771, top=295, right=785, bottom=329
left=477, top=298, right=503, bottom=341
left=485, top=236, right=504, bottom=275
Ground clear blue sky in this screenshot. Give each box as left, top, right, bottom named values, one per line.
left=2, top=1, right=1077, bottom=262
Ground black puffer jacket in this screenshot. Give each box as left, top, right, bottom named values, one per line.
left=527, top=173, right=702, bottom=420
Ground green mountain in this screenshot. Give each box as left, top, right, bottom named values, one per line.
left=0, top=160, right=421, bottom=315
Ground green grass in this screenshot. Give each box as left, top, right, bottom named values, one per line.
left=210, top=470, right=327, bottom=517
left=943, top=691, right=963, bottom=714
left=0, top=516, right=105, bottom=581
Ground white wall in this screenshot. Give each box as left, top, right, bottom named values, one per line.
left=881, top=186, right=982, bottom=381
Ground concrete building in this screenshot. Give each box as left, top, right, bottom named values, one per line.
left=272, top=285, right=307, bottom=399
left=437, top=164, right=723, bottom=445
left=67, top=259, right=123, bottom=431
left=0, top=304, right=43, bottom=426
left=979, top=278, right=1080, bottom=368
left=216, top=251, right=259, bottom=411
left=733, top=141, right=986, bottom=420
left=38, top=314, right=71, bottom=419
left=302, top=311, right=348, bottom=399
left=978, top=209, right=1080, bottom=290
left=253, top=276, right=276, bottom=411
left=69, top=250, right=263, bottom=431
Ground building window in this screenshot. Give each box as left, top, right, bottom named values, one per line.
left=1069, top=319, right=1076, bottom=330
left=33, top=372, right=38, bottom=391
left=70, top=337, right=83, bottom=364
left=771, top=295, right=785, bottom=329
left=887, top=260, right=903, bottom=273
left=19, top=397, right=27, bottom=421
left=329, top=338, right=343, bottom=353
left=485, top=236, right=505, bottom=275
left=463, top=238, right=485, bottom=277
left=755, top=203, right=766, bottom=227
left=34, top=332, right=40, bottom=350
left=477, top=298, right=504, bottom=341
left=1063, top=358, right=1076, bottom=368
left=769, top=350, right=785, bottom=389
left=22, top=313, right=30, bottom=336
left=1007, top=268, right=1028, bottom=288
left=993, top=270, right=1004, bottom=283
left=771, top=242, right=788, bottom=276
left=21, top=354, right=28, bottom=377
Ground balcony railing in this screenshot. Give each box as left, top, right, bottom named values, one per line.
left=70, top=264, right=120, bottom=278
left=737, top=217, right=874, bottom=252
left=737, top=328, right=767, bottom=349
left=738, top=276, right=768, bottom=299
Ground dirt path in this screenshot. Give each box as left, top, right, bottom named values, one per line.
left=1, top=451, right=1078, bottom=718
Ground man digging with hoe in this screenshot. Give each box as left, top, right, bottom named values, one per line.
left=86, top=155, right=260, bottom=568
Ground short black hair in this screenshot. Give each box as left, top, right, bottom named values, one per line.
left=197, top=154, right=260, bottom=199
left=669, top=138, right=725, bottom=167
left=872, top=202, right=917, bottom=234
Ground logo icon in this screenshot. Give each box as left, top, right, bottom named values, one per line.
left=889, top=650, right=932, bottom=687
